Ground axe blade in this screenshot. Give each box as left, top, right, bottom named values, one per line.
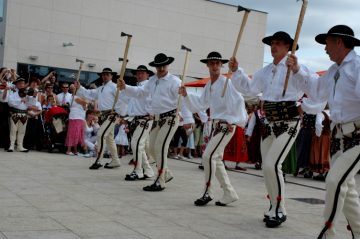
left=121, top=32, right=132, bottom=37
left=237, top=5, right=250, bottom=12
left=118, top=57, right=129, bottom=62
left=76, top=58, right=84, bottom=63
left=181, top=45, right=192, bottom=52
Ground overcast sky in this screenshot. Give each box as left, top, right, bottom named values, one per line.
left=218, top=0, right=360, bottom=71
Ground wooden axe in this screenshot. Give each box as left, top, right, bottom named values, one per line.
left=282, top=0, right=309, bottom=97
left=221, top=5, right=251, bottom=97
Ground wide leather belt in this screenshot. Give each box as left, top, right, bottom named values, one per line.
left=10, top=107, right=27, bottom=114
left=263, top=101, right=299, bottom=122
left=154, top=109, right=176, bottom=121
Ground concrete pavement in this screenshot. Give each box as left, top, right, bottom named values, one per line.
left=0, top=150, right=357, bottom=239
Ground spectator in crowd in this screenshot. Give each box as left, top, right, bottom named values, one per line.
left=84, top=110, right=99, bottom=157
left=42, top=94, right=56, bottom=110
left=115, top=119, right=129, bottom=158
left=56, top=82, right=72, bottom=107
left=65, top=88, right=87, bottom=156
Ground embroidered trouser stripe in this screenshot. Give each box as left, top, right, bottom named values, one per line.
left=274, top=119, right=300, bottom=217
left=131, top=119, right=153, bottom=177
left=92, top=117, right=116, bottom=165
left=317, top=148, right=360, bottom=239
left=149, top=116, right=179, bottom=187
left=262, top=119, right=300, bottom=217
left=202, top=125, right=237, bottom=200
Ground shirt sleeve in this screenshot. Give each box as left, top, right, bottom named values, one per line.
left=231, top=67, right=263, bottom=95
left=245, top=112, right=256, bottom=136
left=185, top=84, right=210, bottom=113
left=180, top=99, right=195, bottom=124
left=76, top=86, right=98, bottom=101
left=224, top=80, right=248, bottom=127
left=8, top=92, right=22, bottom=108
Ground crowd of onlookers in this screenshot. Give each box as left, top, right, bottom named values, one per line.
left=0, top=67, right=330, bottom=181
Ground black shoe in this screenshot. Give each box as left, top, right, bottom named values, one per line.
left=89, top=162, right=103, bottom=170
left=255, top=162, right=262, bottom=170
left=20, top=149, right=29, bottom=153
left=313, top=174, right=326, bottom=181
left=198, top=164, right=204, bottom=170
left=194, top=193, right=212, bottom=206
left=215, top=201, right=227, bottom=207
left=7, top=149, right=13, bottom=152
left=125, top=172, right=144, bottom=181
left=143, top=182, right=164, bottom=192
left=265, top=215, right=287, bottom=228
left=304, top=170, right=313, bottom=178
left=235, top=166, right=247, bottom=171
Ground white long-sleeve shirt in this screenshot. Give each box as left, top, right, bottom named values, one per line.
left=56, top=92, right=72, bottom=105
left=76, top=80, right=127, bottom=115
left=184, top=75, right=247, bottom=127
left=126, top=80, right=150, bottom=116
left=293, top=50, right=360, bottom=124
left=231, top=55, right=306, bottom=102
left=124, top=72, right=180, bottom=115
left=8, top=90, right=37, bottom=110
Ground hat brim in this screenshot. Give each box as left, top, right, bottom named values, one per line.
left=315, top=33, right=360, bottom=46
left=262, top=36, right=299, bottom=51
left=97, top=72, right=117, bottom=76
left=148, top=57, right=174, bottom=67
left=131, top=69, right=154, bottom=76
left=200, top=59, right=229, bottom=64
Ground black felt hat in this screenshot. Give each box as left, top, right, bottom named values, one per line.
left=97, top=68, right=117, bottom=76
left=262, top=31, right=299, bottom=51
left=148, top=53, right=174, bottom=67
left=200, top=52, right=229, bottom=64
left=131, top=65, right=154, bottom=76
left=315, top=25, right=360, bottom=47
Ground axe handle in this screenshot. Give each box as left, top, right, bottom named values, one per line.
left=112, top=35, right=132, bottom=111
left=221, top=10, right=250, bottom=97
left=282, top=0, right=308, bottom=97
left=70, top=62, right=84, bottom=107
left=176, top=50, right=191, bottom=116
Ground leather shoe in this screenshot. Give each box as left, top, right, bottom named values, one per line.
left=194, top=193, right=212, bottom=206
left=7, top=149, right=13, bottom=152
left=20, top=149, right=29, bottom=153
left=125, top=172, right=146, bottom=181
left=89, top=162, right=103, bottom=170
left=215, top=201, right=227, bottom=207
left=143, top=182, right=164, bottom=192
left=198, top=164, right=204, bottom=170
left=265, top=215, right=287, bottom=228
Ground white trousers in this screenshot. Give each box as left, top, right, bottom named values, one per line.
left=96, top=118, right=119, bottom=161
left=9, top=117, right=28, bottom=151
left=202, top=122, right=238, bottom=203
left=131, top=119, right=154, bottom=177
left=319, top=128, right=360, bottom=239
left=148, top=115, right=179, bottom=187
left=261, top=119, right=300, bottom=217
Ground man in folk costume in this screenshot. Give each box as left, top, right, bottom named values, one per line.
left=288, top=25, right=360, bottom=239
left=118, top=53, right=194, bottom=191
left=124, top=65, right=155, bottom=181
left=7, top=78, right=37, bottom=152
left=229, top=31, right=309, bottom=227
left=179, top=52, right=247, bottom=206
left=74, top=68, right=127, bottom=169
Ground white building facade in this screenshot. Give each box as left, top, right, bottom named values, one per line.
left=0, top=0, right=266, bottom=83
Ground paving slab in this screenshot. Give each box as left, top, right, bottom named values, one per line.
left=0, top=150, right=358, bottom=239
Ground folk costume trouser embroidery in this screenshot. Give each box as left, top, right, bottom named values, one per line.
left=9, top=114, right=28, bottom=151
left=202, top=122, right=238, bottom=203
left=131, top=119, right=154, bottom=177
left=261, top=119, right=300, bottom=218
left=318, top=129, right=360, bottom=239
left=148, top=115, right=179, bottom=187
left=96, top=117, right=119, bottom=162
